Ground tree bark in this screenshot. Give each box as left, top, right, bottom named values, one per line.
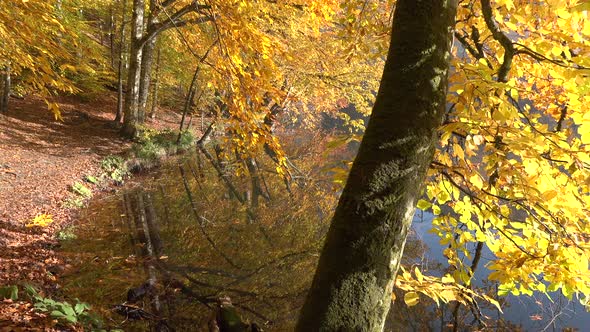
left=245, top=157, right=264, bottom=208
left=138, top=0, right=158, bottom=122
left=115, top=0, right=127, bottom=124
left=149, top=45, right=161, bottom=119
left=108, top=4, right=116, bottom=68
left=122, top=0, right=145, bottom=137
left=178, top=65, right=200, bottom=140
left=1, top=66, right=10, bottom=114
left=121, top=0, right=209, bottom=137
left=295, top=1, right=457, bottom=331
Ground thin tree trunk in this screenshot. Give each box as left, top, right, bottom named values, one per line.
left=177, top=40, right=217, bottom=141
left=149, top=45, right=161, bottom=119
left=296, top=1, right=457, bottom=330
left=109, top=5, right=116, bottom=68
left=245, top=157, right=263, bottom=208
left=178, top=65, right=200, bottom=140
left=122, top=0, right=145, bottom=138
left=185, top=114, right=193, bottom=131
left=138, top=0, right=158, bottom=123
left=1, top=66, right=10, bottom=114
left=115, top=0, right=127, bottom=123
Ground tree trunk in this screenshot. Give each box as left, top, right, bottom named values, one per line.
left=178, top=65, right=200, bottom=142
left=122, top=0, right=145, bottom=138
left=295, top=1, right=457, bottom=331
left=149, top=45, right=161, bottom=120
left=115, top=0, right=127, bottom=124
left=1, top=66, right=10, bottom=114
left=109, top=5, right=116, bottom=68
left=245, top=157, right=264, bottom=208
left=138, top=0, right=158, bottom=123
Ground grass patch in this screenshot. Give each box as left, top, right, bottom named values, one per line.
left=84, top=175, right=99, bottom=185
left=71, top=182, right=92, bottom=198
left=129, top=128, right=195, bottom=171
left=57, top=226, right=77, bottom=241
left=63, top=196, right=85, bottom=209
left=100, top=155, right=130, bottom=184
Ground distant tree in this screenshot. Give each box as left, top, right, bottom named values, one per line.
left=0, top=66, right=9, bottom=113
left=121, top=0, right=211, bottom=137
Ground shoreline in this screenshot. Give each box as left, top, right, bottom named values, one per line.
left=0, top=94, right=189, bottom=329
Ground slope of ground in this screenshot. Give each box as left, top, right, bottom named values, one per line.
left=0, top=94, right=184, bottom=329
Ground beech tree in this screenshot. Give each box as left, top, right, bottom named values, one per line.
left=0, top=0, right=76, bottom=117
left=296, top=1, right=458, bottom=330
left=4, top=0, right=590, bottom=327
left=121, top=0, right=211, bottom=137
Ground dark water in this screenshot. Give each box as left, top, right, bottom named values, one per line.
left=59, top=156, right=589, bottom=331
left=413, top=215, right=590, bottom=331
left=60, top=157, right=328, bottom=331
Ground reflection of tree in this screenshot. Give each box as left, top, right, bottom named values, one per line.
left=145, top=166, right=328, bottom=330
left=61, top=147, right=339, bottom=330
left=65, top=145, right=541, bottom=331
left=122, top=190, right=169, bottom=331
left=64, top=129, right=561, bottom=331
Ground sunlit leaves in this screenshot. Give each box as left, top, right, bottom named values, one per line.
left=396, top=267, right=502, bottom=312
left=0, top=0, right=109, bottom=117
left=26, top=214, right=54, bottom=228
left=427, top=0, right=590, bottom=310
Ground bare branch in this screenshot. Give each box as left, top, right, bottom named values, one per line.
left=480, top=0, right=514, bottom=82
left=139, top=2, right=211, bottom=49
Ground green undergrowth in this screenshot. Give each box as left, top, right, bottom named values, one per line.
left=128, top=128, right=195, bottom=171
left=0, top=284, right=120, bottom=331
left=99, top=155, right=130, bottom=185
left=60, top=129, right=195, bottom=240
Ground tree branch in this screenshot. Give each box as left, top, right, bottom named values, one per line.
left=139, top=2, right=211, bottom=49
left=480, top=0, right=514, bottom=82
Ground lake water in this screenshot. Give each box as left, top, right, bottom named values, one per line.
left=59, top=155, right=590, bottom=331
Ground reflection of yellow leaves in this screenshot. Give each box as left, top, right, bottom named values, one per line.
left=26, top=214, right=53, bottom=227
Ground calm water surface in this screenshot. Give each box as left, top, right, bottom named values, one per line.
left=60, top=156, right=590, bottom=331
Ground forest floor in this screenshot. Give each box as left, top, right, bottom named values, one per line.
left=0, top=94, right=184, bottom=330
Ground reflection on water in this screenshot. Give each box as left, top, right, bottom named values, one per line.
left=61, top=157, right=330, bottom=331
left=60, top=154, right=589, bottom=331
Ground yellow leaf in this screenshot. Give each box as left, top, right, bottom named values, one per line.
left=469, top=174, right=484, bottom=189
left=432, top=205, right=441, bottom=215
left=439, top=289, right=457, bottom=302
left=404, top=291, right=420, bottom=307
left=26, top=214, right=53, bottom=227
left=416, top=199, right=431, bottom=210
left=442, top=274, right=455, bottom=284
left=542, top=190, right=557, bottom=201
left=414, top=267, right=424, bottom=283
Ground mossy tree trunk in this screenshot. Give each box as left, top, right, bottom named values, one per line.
left=296, top=1, right=457, bottom=331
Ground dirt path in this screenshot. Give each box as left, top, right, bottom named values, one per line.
left=0, top=95, right=183, bottom=329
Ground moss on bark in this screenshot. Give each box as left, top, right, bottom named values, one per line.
left=296, top=1, right=458, bottom=331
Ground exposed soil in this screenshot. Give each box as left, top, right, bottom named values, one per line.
left=0, top=94, right=185, bottom=330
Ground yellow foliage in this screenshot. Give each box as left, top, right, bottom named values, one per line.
left=26, top=214, right=54, bottom=228
left=396, top=267, right=502, bottom=312
left=415, top=0, right=590, bottom=310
